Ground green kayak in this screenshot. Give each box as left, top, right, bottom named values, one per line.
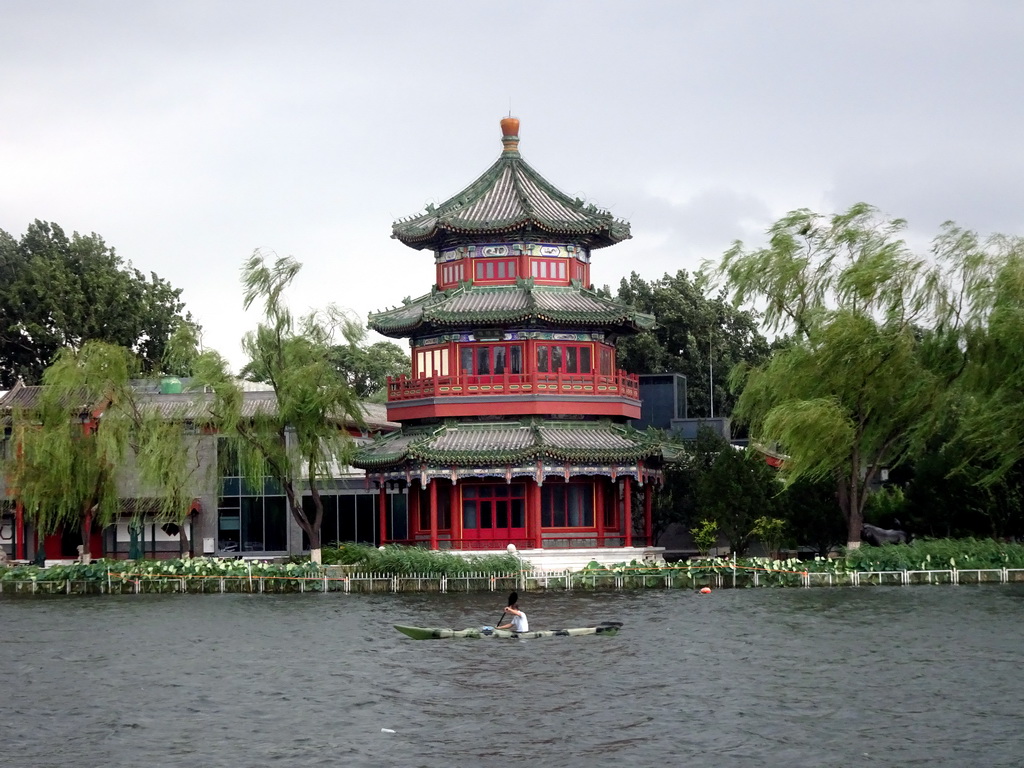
left=394, top=622, right=623, bottom=640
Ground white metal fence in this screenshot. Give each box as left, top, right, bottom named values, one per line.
left=2, top=566, right=1023, bottom=595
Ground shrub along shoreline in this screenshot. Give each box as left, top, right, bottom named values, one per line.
left=2, top=539, right=1023, bottom=595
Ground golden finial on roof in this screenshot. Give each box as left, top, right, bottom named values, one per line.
left=500, top=116, right=520, bottom=153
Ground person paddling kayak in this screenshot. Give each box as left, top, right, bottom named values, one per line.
left=496, top=600, right=528, bottom=632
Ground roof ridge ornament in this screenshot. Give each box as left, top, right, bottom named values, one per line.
left=500, top=116, right=520, bottom=154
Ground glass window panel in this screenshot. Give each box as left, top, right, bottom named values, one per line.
left=241, top=497, right=264, bottom=551
left=510, top=498, right=525, bottom=528
left=508, top=261, right=516, bottom=278
left=306, top=495, right=339, bottom=548
left=480, top=501, right=492, bottom=529
left=417, top=350, right=425, bottom=377
left=541, top=485, right=554, bottom=527
left=493, top=346, right=506, bottom=375
left=463, top=486, right=478, bottom=499
left=567, top=485, right=594, bottom=528
left=218, top=510, right=240, bottom=552
left=558, top=261, right=566, bottom=279
left=476, top=261, right=484, bottom=279
left=440, top=348, right=449, bottom=376
left=461, top=347, right=473, bottom=376
left=496, top=502, right=508, bottom=529
left=566, top=347, right=578, bottom=373
left=497, top=261, right=506, bottom=279
left=580, top=347, right=591, bottom=374
left=221, top=477, right=240, bottom=495
left=433, top=485, right=450, bottom=531
left=338, top=496, right=357, bottom=542
left=355, top=494, right=375, bottom=544
left=485, top=261, right=494, bottom=279
left=532, top=261, right=540, bottom=277
left=389, top=494, right=408, bottom=541
left=551, top=346, right=563, bottom=372
left=476, top=346, right=490, bottom=375
left=600, top=347, right=612, bottom=375
left=537, top=345, right=549, bottom=373
left=418, top=488, right=430, bottom=530
left=509, top=345, right=522, bottom=374
left=264, top=496, right=288, bottom=551
left=463, top=502, right=478, bottom=529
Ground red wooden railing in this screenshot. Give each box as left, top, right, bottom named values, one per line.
left=387, top=370, right=640, bottom=402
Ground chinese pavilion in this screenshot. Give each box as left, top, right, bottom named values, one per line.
left=354, top=118, right=666, bottom=555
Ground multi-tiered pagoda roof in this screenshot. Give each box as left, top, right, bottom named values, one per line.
left=391, top=122, right=631, bottom=252
left=369, top=283, right=655, bottom=337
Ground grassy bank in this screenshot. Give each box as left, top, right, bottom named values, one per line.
left=2, top=538, right=1022, bottom=594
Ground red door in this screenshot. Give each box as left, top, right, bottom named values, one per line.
left=460, top=484, right=527, bottom=549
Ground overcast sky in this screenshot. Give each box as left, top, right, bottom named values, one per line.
left=2, top=1, right=1021, bottom=371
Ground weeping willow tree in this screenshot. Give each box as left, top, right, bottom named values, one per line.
left=948, top=229, right=1024, bottom=483
left=714, top=203, right=975, bottom=548
left=7, top=337, right=205, bottom=561
left=194, top=251, right=364, bottom=564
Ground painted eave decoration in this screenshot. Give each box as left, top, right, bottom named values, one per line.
left=352, top=418, right=667, bottom=470
left=368, top=283, right=656, bottom=337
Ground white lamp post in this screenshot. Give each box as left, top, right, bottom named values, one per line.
left=506, top=543, right=523, bottom=590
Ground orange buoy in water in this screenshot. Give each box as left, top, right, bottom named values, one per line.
left=699, top=587, right=712, bottom=594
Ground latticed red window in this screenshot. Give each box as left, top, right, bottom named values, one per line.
left=541, top=483, right=595, bottom=528
left=458, top=344, right=523, bottom=375
left=440, top=262, right=465, bottom=286
left=536, top=344, right=592, bottom=374
left=531, top=258, right=567, bottom=281
left=474, top=259, right=517, bottom=281
left=416, top=484, right=451, bottom=531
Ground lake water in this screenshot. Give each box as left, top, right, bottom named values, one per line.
left=2, top=585, right=1022, bottom=768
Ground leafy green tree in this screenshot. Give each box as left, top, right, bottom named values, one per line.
left=0, top=220, right=196, bottom=388
left=696, top=443, right=779, bottom=555
left=196, top=252, right=364, bottom=564
left=649, top=426, right=722, bottom=545
left=689, top=519, right=718, bottom=556
left=5, top=341, right=207, bottom=561
left=331, top=340, right=409, bottom=402
left=241, top=335, right=409, bottom=403
left=616, top=270, right=772, bottom=417
left=776, top=476, right=846, bottom=556
left=750, top=516, right=787, bottom=560
left=715, top=203, right=973, bottom=547
left=948, top=227, right=1024, bottom=483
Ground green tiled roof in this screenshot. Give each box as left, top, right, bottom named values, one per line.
left=368, top=282, right=655, bottom=337
left=352, top=418, right=666, bottom=470
left=392, top=127, right=630, bottom=251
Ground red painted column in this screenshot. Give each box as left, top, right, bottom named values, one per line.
left=643, top=483, right=653, bottom=546
left=15, top=500, right=24, bottom=560
left=623, top=476, right=633, bottom=548
left=595, top=480, right=604, bottom=547
left=451, top=482, right=463, bottom=549
left=429, top=480, right=438, bottom=551
left=378, top=484, right=388, bottom=546
left=532, top=481, right=543, bottom=549
left=410, top=482, right=420, bottom=539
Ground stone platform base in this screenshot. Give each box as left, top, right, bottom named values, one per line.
left=460, top=546, right=666, bottom=573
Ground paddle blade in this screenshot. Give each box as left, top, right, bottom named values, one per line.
left=507, top=591, right=518, bottom=606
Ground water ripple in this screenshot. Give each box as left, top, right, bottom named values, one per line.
left=3, top=586, right=1024, bottom=767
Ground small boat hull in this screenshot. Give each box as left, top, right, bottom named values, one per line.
left=394, top=622, right=622, bottom=640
